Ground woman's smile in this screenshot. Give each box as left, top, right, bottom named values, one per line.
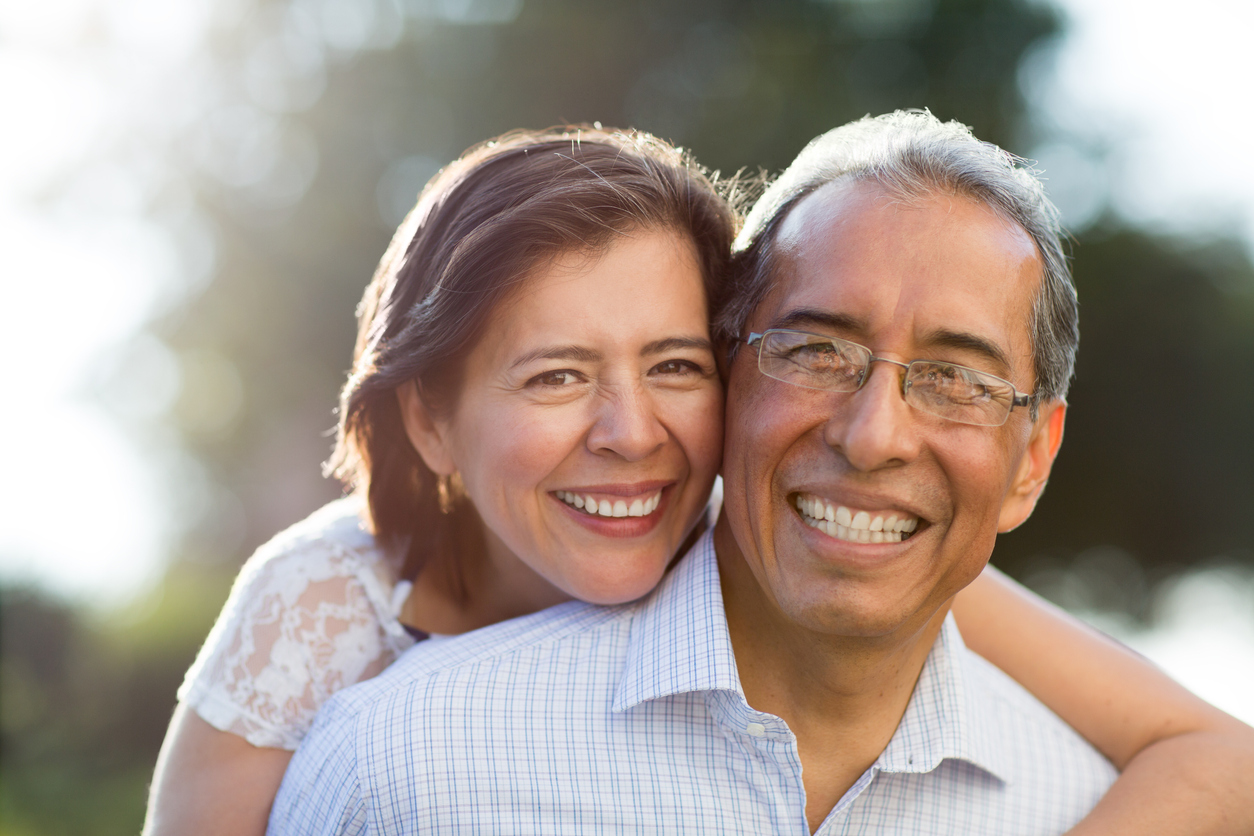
left=554, top=485, right=664, bottom=518
left=552, top=483, right=671, bottom=537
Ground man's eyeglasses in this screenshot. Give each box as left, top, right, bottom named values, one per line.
left=743, top=329, right=1035, bottom=427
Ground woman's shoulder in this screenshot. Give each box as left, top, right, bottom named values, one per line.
left=238, top=496, right=397, bottom=590
left=255, top=495, right=380, bottom=561
left=179, top=496, right=415, bottom=748
left=224, top=496, right=414, bottom=634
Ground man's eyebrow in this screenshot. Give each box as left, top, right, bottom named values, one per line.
left=642, top=336, right=714, bottom=355
left=770, top=308, right=1013, bottom=374
left=509, top=345, right=602, bottom=369
left=922, top=328, right=1012, bottom=374
left=769, top=308, right=868, bottom=335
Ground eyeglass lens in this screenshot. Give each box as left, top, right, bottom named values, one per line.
left=755, top=330, right=1017, bottom=427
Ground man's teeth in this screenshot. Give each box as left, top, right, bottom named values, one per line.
left=793, top=493, right=918, bottom=544
left=556, top=490, right=662, bottom=518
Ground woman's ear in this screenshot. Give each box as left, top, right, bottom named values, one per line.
left=998, top=399, right=1066, bottom=533
left=396, top=381, right=457, bottom=476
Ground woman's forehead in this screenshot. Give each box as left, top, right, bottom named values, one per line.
left=476, top=229, right=711, bottom=362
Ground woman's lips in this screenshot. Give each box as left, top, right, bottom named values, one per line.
left=555, top=489, right=662, bottom=518
left=550, top=485, right=672, bottom=538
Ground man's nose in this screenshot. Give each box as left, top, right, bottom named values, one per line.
left=586, top=383, right=669, bottom=462
left=823, top=362, right=922, bottom=471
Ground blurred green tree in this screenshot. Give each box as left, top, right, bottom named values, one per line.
left=1011, top=229, right=1254, bottom=593
left=1, top=565, right=230, bottom=835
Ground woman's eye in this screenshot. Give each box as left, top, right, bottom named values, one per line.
left=650, top=359, right=700, bottom=376
left=532, top=370, right=581, bottom=387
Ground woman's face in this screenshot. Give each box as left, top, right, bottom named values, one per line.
left=428, top=227, right=723, bottom=605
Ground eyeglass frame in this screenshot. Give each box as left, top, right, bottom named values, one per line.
left=741, top=328, right=1036, bottom=427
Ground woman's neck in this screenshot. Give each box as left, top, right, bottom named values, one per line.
left=401, top=525, right=572, bottom=635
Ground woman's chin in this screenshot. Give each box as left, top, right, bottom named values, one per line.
left=561, top=561, right=670, bottom=606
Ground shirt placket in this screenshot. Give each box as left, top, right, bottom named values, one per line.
left=704, top=689, right=811, bottom=835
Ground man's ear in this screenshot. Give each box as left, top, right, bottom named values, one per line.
left=998, top=399, right=1066, bottom=533
left=396, top=381, right=457, bottom=477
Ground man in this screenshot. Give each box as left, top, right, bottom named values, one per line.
left=269, top=111, right=1113, bottom=834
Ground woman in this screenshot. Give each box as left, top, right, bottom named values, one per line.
left=145, top=126, right=1253, bottom=835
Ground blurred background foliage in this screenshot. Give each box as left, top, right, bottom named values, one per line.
left=3, top=0, right=1252, bottom=833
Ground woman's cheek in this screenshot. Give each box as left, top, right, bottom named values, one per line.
left=490, top=403, right=588, bottom=485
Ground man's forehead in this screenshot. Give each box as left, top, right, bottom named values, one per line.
left=760, top=178, right=1041, bottom=378
left=776, top=177, right=1037, bottom=270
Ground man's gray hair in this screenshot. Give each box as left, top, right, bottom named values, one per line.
left=717, top=110, right=1078, bottom=405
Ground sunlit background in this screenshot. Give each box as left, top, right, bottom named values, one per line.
left=3, top=0, right=1252, bottom=832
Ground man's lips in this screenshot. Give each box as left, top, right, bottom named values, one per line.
left=792, top=491, right=920, bottom=544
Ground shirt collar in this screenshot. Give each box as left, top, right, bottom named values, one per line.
left=612, top=530, right=742, bottom=711
left=873, top=614, right=1013, bottom=784
left=613, top=531, right=1012, bottom=785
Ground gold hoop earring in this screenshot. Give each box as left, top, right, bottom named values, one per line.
left=436, top=472, right=462, bottom=514
left=437, top=474, right=454, bottom=514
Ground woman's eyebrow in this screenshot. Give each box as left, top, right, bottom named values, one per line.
left=509, top=345, right=602, bottom=369
left=641, top=336, right=714, bottom=355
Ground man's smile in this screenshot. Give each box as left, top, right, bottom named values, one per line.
left=791, top=492, right=920, bottom=544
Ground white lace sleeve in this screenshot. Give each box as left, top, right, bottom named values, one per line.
left=178, top=501, right=415, bottom=750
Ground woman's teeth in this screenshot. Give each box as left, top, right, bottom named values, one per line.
left=794, top=493, right=918, bottom=544
left=556, top=490, right=662, bottom=518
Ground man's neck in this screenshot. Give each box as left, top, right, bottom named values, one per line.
left=713, top=518, right=950, bottom=833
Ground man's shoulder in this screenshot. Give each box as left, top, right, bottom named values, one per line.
left=962, top=647, right=1097, bottom=747
left=318, top=597, right=637, bottom=722
left=955, top=637, right=1117, bottom=786
left=861, top=626, right=1117, bottom=835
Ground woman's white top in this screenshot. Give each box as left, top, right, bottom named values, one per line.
left=178, top=497, right=417, bottom=750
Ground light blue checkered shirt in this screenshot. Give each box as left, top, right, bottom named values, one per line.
left=270, top=530, right=1115, bottom=835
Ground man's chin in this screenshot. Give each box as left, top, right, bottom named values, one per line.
left=768, top=574, right=929, bottom=640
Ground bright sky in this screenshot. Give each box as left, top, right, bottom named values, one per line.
left=0, top=0, right=216, bottom=601
left=2, top=0, right=1251, bottom=719
left=1032, top=0, right=1254, bottom=246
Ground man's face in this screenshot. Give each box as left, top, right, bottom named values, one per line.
left=720, top=178, right=1053, bottom=639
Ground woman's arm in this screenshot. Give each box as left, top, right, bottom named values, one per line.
left=144, top=705, right=292, bottom=836
left=953, top=564, right=1254, bottom=836
left=144, top=503, right=410, bottom=836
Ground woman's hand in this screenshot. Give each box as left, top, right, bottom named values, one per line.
left=144, top=704, right=293, bottom=836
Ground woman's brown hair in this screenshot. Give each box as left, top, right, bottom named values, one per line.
left=327, top=126, right=740, bottom=601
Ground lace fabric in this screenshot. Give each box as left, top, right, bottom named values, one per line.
left=179, top=498, right=415, bottom=750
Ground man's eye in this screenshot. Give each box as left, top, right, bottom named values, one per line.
left=789, top=342, right=847, bottom=372
left=921, top=366, right=992, bottom=401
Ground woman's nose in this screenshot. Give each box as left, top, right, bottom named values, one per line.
left=586, top=384, right=668, bottom=461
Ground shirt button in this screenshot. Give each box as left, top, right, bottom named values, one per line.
left=745, top=723, right=766, bottom=737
